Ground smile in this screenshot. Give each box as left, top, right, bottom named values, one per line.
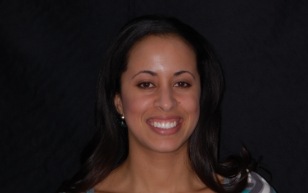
left=146, top=117, right=182, bottom=135
left=147, top=117, right=182, bottom=130
left=151, top=121, right=177, bottom=129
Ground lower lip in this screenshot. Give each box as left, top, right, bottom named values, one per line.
left=148, top=122, right=181, bottom=135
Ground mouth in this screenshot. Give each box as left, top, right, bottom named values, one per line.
left=151, top=121, right=177, bottom=129
left=147, top=118, right=182, bottom=130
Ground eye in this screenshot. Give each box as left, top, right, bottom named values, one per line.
left=137, top=82, right=155, bottom=89
left=174, top=81, right=191, bottom=88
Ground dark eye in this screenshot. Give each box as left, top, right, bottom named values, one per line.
left=174, top=82, right=191, bottom=88
left=137, top=82, right=155, bottom=89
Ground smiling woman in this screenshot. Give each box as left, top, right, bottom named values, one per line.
left=59, top=15, right=276, bottom=193
left=114, top=35, right=200, bottom=154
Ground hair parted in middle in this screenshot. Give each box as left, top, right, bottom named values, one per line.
left=65, top=15, right=251, bottom=193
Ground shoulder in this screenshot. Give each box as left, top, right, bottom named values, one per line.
left=242, top=172, right=277, bottom=193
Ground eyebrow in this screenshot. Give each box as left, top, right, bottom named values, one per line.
left=132, top=70, right=157, bottom=79
left=132, top=70, right=196, bottom=79
left=174, top=70, right=196, bottom=79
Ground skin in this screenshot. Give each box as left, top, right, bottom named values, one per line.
left=94, top=35, right=215, bottom=193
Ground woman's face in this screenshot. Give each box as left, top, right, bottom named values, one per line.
left=114, top=35, right=200, bottom=154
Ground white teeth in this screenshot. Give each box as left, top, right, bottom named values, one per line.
left=152, top=121, right=177, bottom=129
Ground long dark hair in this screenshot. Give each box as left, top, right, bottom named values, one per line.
left=60, top=15, right=251, bottom=193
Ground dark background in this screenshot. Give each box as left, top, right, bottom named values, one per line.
left=1, top=0, right=307, bottom=192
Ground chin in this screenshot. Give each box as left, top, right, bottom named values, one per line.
left=146, top=140, right=189, bottom=154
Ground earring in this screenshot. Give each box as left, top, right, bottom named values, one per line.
left=121, top=115, right=126, bottom=127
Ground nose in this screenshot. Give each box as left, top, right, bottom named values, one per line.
left=154, top=86, right=177, bottom=111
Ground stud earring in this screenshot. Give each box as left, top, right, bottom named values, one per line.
left=121, top=115, right=126, bottom=127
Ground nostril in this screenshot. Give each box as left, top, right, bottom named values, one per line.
left=155, top=90, right=177, bottom=111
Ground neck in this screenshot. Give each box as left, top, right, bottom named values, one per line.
left=117, top=144, right=205, bottom=192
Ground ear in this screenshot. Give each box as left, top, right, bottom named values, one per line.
left=114, top=93, right=123, bottom=115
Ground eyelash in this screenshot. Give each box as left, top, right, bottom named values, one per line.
left=137, top=81, right=191, bottom=89
left=137, top=82, right=155, bottom=88
left=174, top=81, right=191, bottom=88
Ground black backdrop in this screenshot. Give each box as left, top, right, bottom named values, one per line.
left=1, top=1, right=307, bottom=193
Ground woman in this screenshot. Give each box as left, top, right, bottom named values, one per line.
left=60, top=15, right=276, bottom=193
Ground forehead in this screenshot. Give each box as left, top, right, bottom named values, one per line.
left=128, top=34, right=194, bottom=56
left=126, top=35, right=197, bottom=71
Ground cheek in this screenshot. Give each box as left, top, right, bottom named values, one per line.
left=180, top=93, right=200, bottom=123
left=186, top=98, right=200, bottom=117
left=121, top=94, right=151, bottom=117
left=180, top=91, right=200, bottom=110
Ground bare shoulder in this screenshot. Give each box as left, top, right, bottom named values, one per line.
left=92, top=166, right=129, bottom=193
left=196, top=188, right=216, bottom=193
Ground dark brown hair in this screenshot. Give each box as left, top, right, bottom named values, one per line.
left=59, top=15, right=251, bottom=193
